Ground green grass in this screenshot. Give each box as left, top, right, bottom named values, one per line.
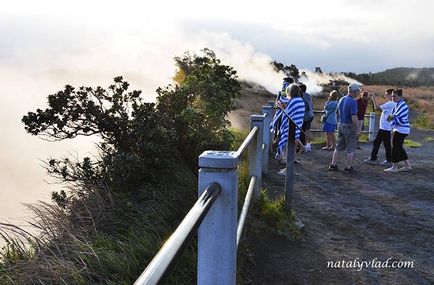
left=310, top=134, right=327, bottom=146
left=256, top=190, right=302, bottom=241
left=413, top=113, right=434, bottom=130
left=404, top=139, right=422, bottom=148
left=423, top=136, right=434, bottom=143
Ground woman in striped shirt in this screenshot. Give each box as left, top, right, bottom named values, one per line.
left=276, top=84, right=305, bottom=175
left=384, top=89, right=412, bottom=172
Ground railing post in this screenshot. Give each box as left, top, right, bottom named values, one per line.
left=198, top=151, right=239, bottom=285
left=261, top=106, right=273, bottom=175
left=368, top=112, right=376, bottom=142
left=268, top=101, right=275, bottom=155
left=285, top=120, right=296, bottom=212
left=249, top=115, right=264, bottom=199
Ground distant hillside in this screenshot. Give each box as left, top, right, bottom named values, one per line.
left=228, top=81, right=274, bottom=130
left=345, top=67, right=434, bottom=86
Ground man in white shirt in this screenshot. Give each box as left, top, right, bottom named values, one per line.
left=363, top=89, right=396, bottom=166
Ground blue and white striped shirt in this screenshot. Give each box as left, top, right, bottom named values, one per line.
left=391, top=99, right=410, bottom=134
left=278, top=97, right=305, bottom=153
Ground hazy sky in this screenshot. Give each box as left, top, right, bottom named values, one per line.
left=1, top=0, right=434, bottom=221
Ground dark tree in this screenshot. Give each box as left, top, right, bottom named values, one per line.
left=158, top=48, right=242, bottom=167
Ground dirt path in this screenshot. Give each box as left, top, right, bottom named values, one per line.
left=245, top=129, right=434, bottom=285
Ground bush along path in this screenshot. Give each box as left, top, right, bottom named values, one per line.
left=245, top=128, right=434, bottom=285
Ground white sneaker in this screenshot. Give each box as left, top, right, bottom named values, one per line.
left=379, top=160, right=392, bottom=166
left=277, top=168, right=287, bottom=176
left=398, top=166, right=412, bottom=172
left=384, top=167, right=399, bottom=173
left=304, top=144, right=312, bottom=152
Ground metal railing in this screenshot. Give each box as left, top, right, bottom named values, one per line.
left=311, top=110, right=377, bottom=141
left=134, top=104, right=274, bottom=285
left=134, top=183, right=221, bottom=285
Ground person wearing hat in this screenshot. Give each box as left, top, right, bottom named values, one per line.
left=329, top=83, right=361, bottom=173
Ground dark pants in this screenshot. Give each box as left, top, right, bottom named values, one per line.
left=391, top=131, right=408, bottom=163
left=300, top=117, right=313, bottom=145
left=370, top=129, right=392, bottom=162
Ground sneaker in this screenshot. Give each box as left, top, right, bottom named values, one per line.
left=398, top=166, right=412, bottom=172
left=363, top=158, right=378, bottom=165
left=384, top=167, right=399, bottom=173
left=304, top=144, right=312, bottom=152
left=379, top=160, right=392, bottom=167
left=343, top=166, right=356, bottom=174
left=277, top=168, right=287, bottom=176
left=328, top=164, right=338, bottom=171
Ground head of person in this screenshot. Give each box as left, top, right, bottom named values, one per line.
left=299, top=83, right=307, bottom=93
left=286, top=83, right=301, bottom=98
left=391, top=89, right=403, bottom=103
left=329, top=90, right=338, bottom=101
left=385, top=88, right=394, bottom=99
left=348, top=83, right=361, bottom=97
left=283, top=77, right=294, bottom=84
left=361, top=91, right=369, bottom=100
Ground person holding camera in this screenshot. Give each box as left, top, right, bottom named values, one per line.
left=364, top=88, right=396, bottom=166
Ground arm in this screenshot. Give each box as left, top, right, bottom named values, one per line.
left=352, top=114, right=360, bottom=135
left=371, top=93, right=380, bottom=111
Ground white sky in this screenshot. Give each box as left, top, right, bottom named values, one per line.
left=2, top=0, right=434, bottom=73
left=1, top=0, right=434, bottom=221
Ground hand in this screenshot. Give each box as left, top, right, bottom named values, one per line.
left=387, top=115, right=394, bottom=122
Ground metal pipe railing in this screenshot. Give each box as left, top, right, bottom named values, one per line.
left=134, top=183, right=222, bottom=285
left=236, top=176, right=256, bottom=247
left=234, top=126, right=258, bottom=158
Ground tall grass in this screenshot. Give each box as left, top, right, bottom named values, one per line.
left=0, top=166, right=198, bottom=284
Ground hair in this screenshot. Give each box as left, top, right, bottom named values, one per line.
left=393, top=89, right=403, bottom=97
left=385, top=88, right=394, bottom=94
left=286, top=83, right=301, bottom=98
left=299, top=83, right=307, bottom=93
left=329, top=90, right=338, bottom=102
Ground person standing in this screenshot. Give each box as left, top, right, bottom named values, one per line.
left=299, top=83, right=314, bottom=152
left=384, top=89, right=412, bottom=172
left=329, top=83, right=361, bottom=173
left=277, top=84, right=305, bottom=175
left=321, top=90, right=339, bottom=150
left=363, top=88, right=396, bottom=166
left=356, top=91, right=369, bottom=148
left=271, top=77, right=295, bottom=161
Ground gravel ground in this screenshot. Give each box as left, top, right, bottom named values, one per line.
left=245, top=128, right=434, bottom=285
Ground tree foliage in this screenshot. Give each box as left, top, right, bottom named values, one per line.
left=272, top=61, right=300, bottom=80
left=157, top=48, right=242, bottom=167
left=22, top=76, right=178, bottom=195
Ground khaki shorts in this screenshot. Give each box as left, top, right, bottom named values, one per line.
left=336, top=123, right=357, bottom=153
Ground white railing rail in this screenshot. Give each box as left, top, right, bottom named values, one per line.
left=312, top=110, right=377, bottom=141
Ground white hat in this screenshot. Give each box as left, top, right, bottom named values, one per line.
left=348, top=83, right=361, bottom=93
